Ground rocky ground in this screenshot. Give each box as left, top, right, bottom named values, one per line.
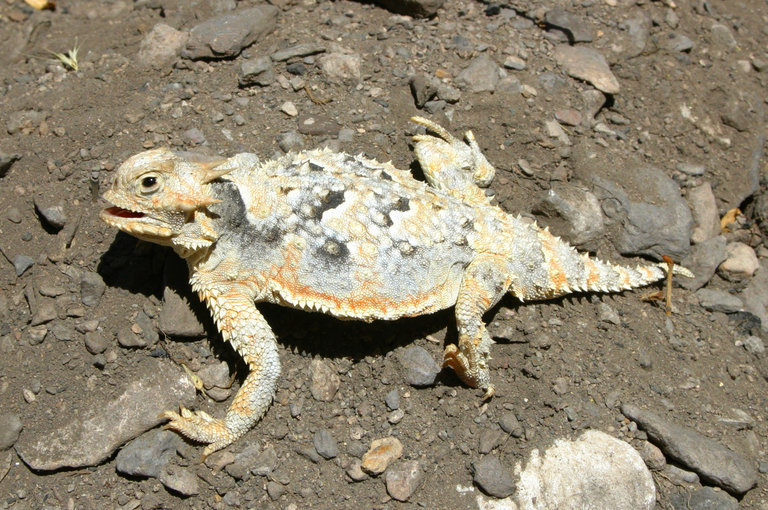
left=0, top=0, right=767, bottom=508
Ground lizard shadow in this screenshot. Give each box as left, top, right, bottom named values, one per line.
left=97, top=235, right=468, bottom=386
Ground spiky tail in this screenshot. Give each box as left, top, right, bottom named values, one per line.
left=575, top=254, right=693, bottom=295
left=515, top=225, right=694, bottom=301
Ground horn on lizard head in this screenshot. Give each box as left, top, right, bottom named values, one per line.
left=198, top=159, right=233, bottom=184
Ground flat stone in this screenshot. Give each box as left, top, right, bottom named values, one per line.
left=181, top=5, right=278, bottom=60
left=0, top=414, right=22, bottom=450
left=15, top=359, right=195, bottom=470
left=687, top=182, right=721, bottom=243
left=313, top=429, right=338, bottom=459
left=680, top=236, right=727, bottom=291
left=514, top=430, right=655, bottom=509
left=13, top=255, right=34, bottom=277
left=456, top=54, right=506, bottom=93
left=116, top=429, right=181, bottom=478
left=137, top=23, right=188, bottom=67
left=718, top=242, right=759, bottom=281
left=362, top=436, right=402, bottom=475
left=317, top=51, right=361, bottom=84
left=472, top=455, right=515, bottom=498
left=238, top=56, right=275, bottom=87
left=554, top=45, right=620, bottom=94
left=670, top=487, right=738, bottom=510
left=621, top=404, right=757, bottom=495
left=398, top=345, right=439, bottom=387
left=385, top=460, right=423, bottom=501
left=297, top=115, right=340, bottom=136
left=545, top=8, right=595, bottom=42
left=270, top=43, right=325, bottom=62
left=695, top=288, right=743, bottom=314
left=308, top=359, right=339, bottom=401
left=80, top=271, right=106, bottom=307
left=532, top=182, right=606, bottom=251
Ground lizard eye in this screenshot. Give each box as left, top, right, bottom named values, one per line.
left=138, top=174, right=161, bottom=195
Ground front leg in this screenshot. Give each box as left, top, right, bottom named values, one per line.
left=161, top=284, right=280, bottom=459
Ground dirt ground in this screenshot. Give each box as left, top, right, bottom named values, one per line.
left=0, top=0, right=767, bottom=508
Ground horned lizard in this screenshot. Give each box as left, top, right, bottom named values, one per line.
left=100, top=117, right=692, bottom=457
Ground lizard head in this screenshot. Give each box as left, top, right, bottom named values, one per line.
left=100, top=148, right=232, bottom=246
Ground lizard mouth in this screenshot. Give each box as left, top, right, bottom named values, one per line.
left=103, top=206, right=145, bottom=218
left=100, top=206, right=173, bottom=240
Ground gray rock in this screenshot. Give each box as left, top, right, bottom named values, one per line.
left=456, top=54, right=506, bottom=93
left=621, top=404, right=757, bottom=495
left=159, top=467, right=199, bottom=496
left=743, top=335, right=765, bottom=355
left=695, top=288, right=743, bottom=313
left=181, top=5, right=278, bottom=60
left=659, top=32, right=695, bottom=53
left=117, top=326, right=146, bottom=348
left=532, top=183, right=606, bottom=251
left=371, top=0, right=444, bottom=17
left=688, top=182, right=721, bottom=244
left=637, top=440, right=666, bottom=471
left=670, top=487, right=738, bottom=510
left=663, top=463, right=700, bottom=484
left=0, top=414, right=22, bottom=450
left=317, top=51, right=361, bottom=84
left=182, top=128, right=206, bottom=146
left=84, top=331, right=109, bottom=354
left=581, top=89, right=606, bottom=125
left=250, top=446, right=278, bottom=476
left=579, top=164, right=692, bottom=261
left=116, top=429, right=181, bottom=478
left=437, top=83, right=461, bottom=103
left=385, top=460, right=423, bottom=501
left=225, top=444, right=262, bottom=480
left=308, top=359, right=339, bottom=401
left=34, top=200, right=66, bottom=231
left=409, top=73, right=439, bottom=108
left=622, top=13, right=652, bottom=57
left=15, top=359, right=195, bottom=470
left=238, top=56, right=275, bottom=87
left=741, top=266, right=768, bottom=330
left=137, top=23, right=188, bottom=67
left=0, top=151, right=20, bottom=177
left=514, top=430, right=655, bottom=509
left=545, top=8, right=594, bottom=43
left=398, top=345, right=439, bottom=387
left=554, top=46, right=620, bottom=95
left=80, top=271, right=105, bottom=307
left=13, top=255, right=34, bottom=277
left=385, top=389, right=400, bottom=410
left=270, top=43, right=325, bottom=62
left=277, top=130, right=305, bottom=152
left=158, top=287, right=206, bottom=338
left=472, top=455, right=515, bottom=498
left=710, top=23, right=737, bottom=50
left=478, top=429, right=503, bottom=454
left=198, top=361, right=231, bottom=390
left=499, top=412, right=524, bottom=438
left=680, top=236, right=727, bottom=291
left=313, top=429, right=338, bottom=459
left=297, top=115, right=340, bottom=137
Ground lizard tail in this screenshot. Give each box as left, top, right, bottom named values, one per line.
left=573, top=255, right=693, bottom=295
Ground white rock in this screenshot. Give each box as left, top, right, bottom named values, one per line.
left=514, top=430, right=655, bottom=510
left=719, top=242, right=759, bottom=281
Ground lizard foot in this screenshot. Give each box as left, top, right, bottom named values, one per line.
left=160, top=407, right=235, bottom=460
left=443, top=344, right=494, bottom=399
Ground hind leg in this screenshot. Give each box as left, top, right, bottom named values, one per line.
left=410, top=116, right=495, bottom=206
left=444, top=254, right=512, bottom=398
